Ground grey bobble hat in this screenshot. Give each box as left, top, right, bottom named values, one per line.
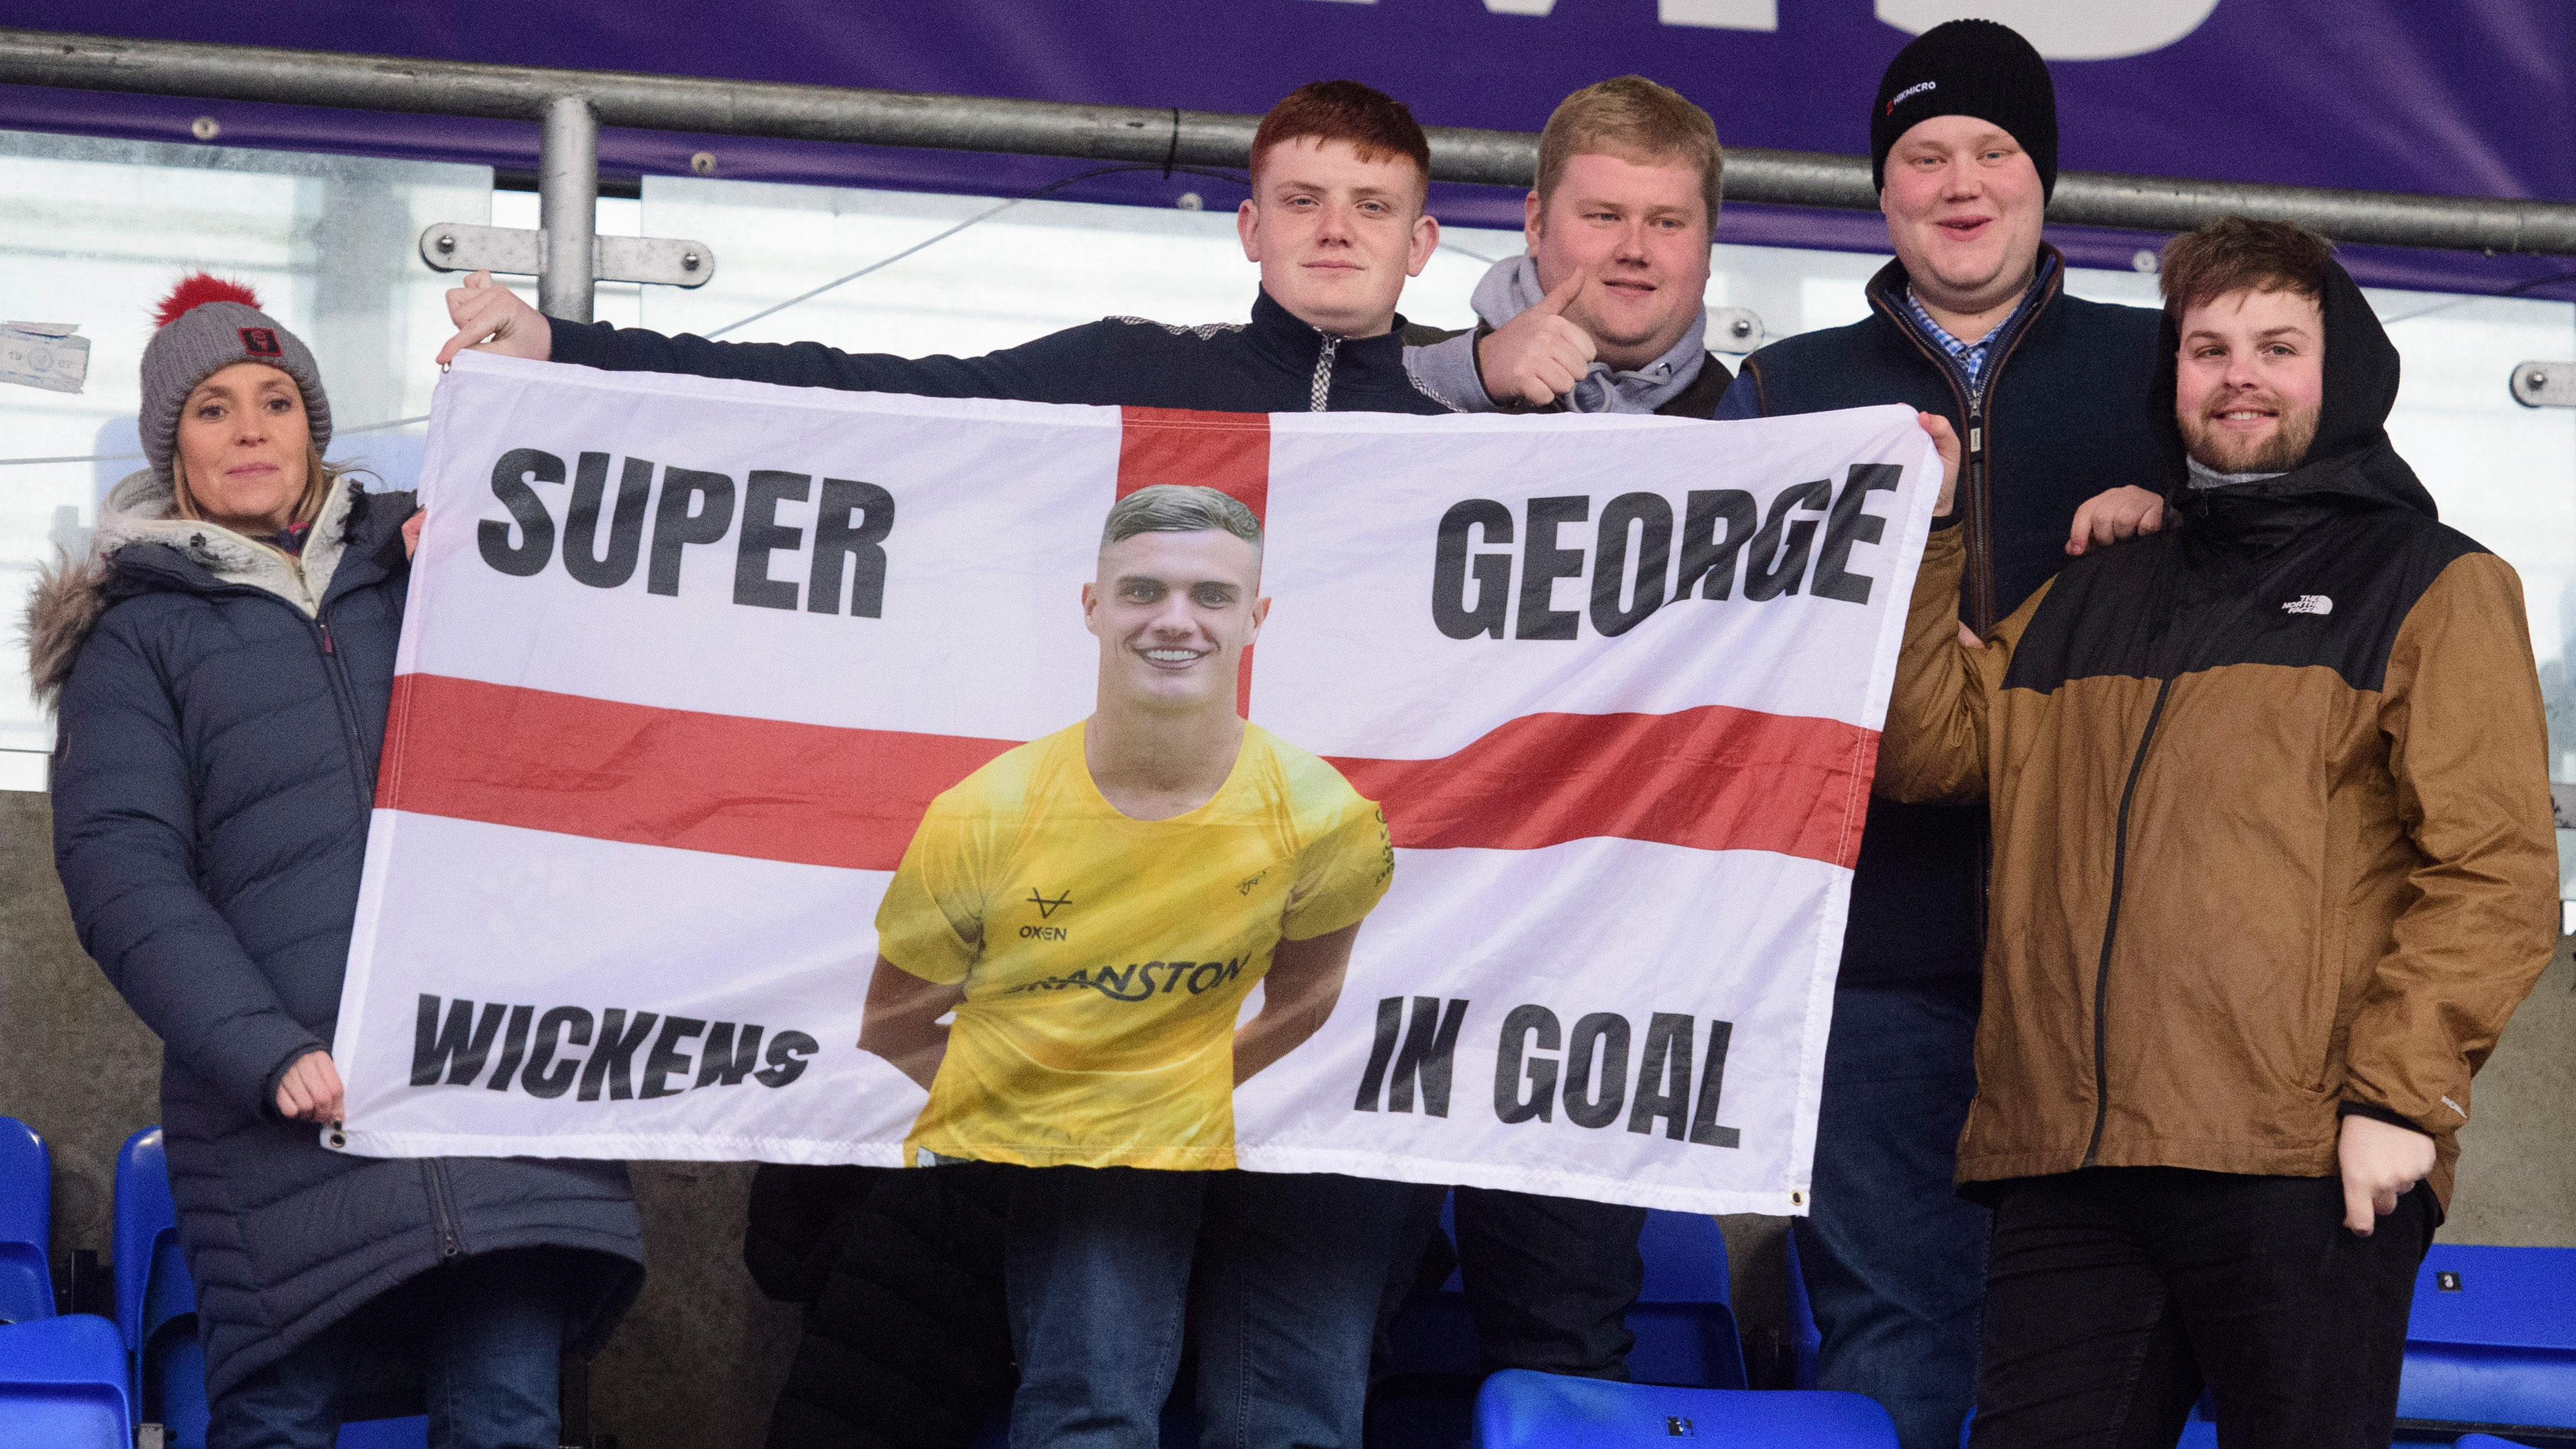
left=140, top=274, right=332, bottom=485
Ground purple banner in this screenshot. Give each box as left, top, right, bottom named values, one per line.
left=3, top=0, right=2569, bottom=296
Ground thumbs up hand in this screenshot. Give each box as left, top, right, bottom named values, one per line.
left=1475, top=270, right=1599, bottom=408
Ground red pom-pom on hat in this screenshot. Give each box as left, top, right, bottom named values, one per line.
left=153, top=273, right=263, bottom=329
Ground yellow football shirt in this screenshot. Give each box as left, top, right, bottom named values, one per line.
left=873, top=720, right=1393, bottom=1169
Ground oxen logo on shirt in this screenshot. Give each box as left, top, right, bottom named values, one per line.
left=1019, top=889, right=1074, bottom=941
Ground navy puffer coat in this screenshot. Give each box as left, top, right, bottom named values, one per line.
left=38, top=470, right=644, bottom=1400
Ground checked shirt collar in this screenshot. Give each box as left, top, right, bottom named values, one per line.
left=1902, top=249, right=2059, bottom=401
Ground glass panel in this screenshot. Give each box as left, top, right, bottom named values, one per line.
left=636, top=175, right=1866, bottom=358
left=1, top=124, right=2553, bottom=841
left=0, top=130, right=491, bottom=775
left=637, top=175, right=1514, bottom=352
left=2370, top=287, right=2576, bottom=927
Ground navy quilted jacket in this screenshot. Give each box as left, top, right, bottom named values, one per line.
left=43, top=474, right=643, bottom=1400
left=1714, top=249, right=2166, bottom=984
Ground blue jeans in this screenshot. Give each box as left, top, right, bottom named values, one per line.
left=1006, top=1167, right=1418, bottom=1449
left=208, top=1247, right=571, bottom=1449
left=1795, top=978, right=1988, bottom=1449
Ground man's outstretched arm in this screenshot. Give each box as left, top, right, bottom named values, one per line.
left=438, top=269, right=1072, bottom=401
left=1234, top=923, right=1362, bottom=1086
left=857, top=956, right=966, bottom=1093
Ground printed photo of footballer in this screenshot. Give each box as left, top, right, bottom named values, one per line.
left=858, top=483, right=1395, bottom=1169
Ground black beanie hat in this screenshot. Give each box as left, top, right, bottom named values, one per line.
left=1870, top=19, right=2059, bottom=201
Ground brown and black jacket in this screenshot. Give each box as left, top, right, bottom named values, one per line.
left=1876, top=258, right=2557, bottom=1207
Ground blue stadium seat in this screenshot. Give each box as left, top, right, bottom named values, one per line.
left=2175, top=1418, right=2448, bottom=1447
left=116, top=1127, right=428, bottom=1448
left=1382, top=1200, right=1745, bottom=1388
left=1373, top=1197, right=1750, bottom=1447
left=0, top=1311, right=133, bottom=1448
left=1628, top=1210, right=1746, bottom=1390
left=0, top=1115, right=55, bottom=1325
left=2152, top=1249, right=2576, bottom=1448
left=335, top=1417, right=430, bottom=1448
left=1472, top=1368, right=1897, bottom=1448
left=2397, top=1244, right=2576, bottom=1434
left=116, top=1126, right=202, bottom=1437
left=1783, top=1227, right=1821, bottom=1390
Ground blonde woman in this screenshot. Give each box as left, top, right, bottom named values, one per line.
left=35, top=275, right=643, bottom=1449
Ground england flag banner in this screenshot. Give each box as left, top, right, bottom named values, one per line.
left=330, top=350, right=1941, bottom=1216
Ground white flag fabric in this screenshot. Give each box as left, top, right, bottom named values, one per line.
left=332, top=351, right=1940, bottom=1216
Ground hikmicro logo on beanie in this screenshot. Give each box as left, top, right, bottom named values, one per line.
left=1867, top=19, right=2060, bottom=200
left=238, top=327, right=283, bottom=358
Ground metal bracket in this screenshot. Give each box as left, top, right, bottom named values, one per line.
left=418, top=223, right=716, bottom=287
left=1708, top=306, right=1765, bottom=355
left=2511, top=361, right=2576, bottom=408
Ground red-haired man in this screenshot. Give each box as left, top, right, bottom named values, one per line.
left=443, top=81, right=1451, bottom=1449
left=441, top=80, right=1449, bottom=418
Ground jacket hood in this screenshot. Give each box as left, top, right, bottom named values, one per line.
left=23, top=469, right=403, bottom=710
left=2153, top=253, right=2437, bottom=524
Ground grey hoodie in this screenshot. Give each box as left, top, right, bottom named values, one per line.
left=1404, top=254, right=1711, bottom=414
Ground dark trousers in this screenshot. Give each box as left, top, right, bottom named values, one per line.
left=1453, top=1187, right=1648, bottom=1379
left=1006, top=1166, right=1418, bottom=1449
left=209, top=1247, right=572, bottom=1449
left=1797, top=977, right=1988, bottom=1449
left=1969, top=1167, right=2435, bottom=1449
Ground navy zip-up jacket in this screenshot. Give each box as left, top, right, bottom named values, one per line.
left=548, top=289, right=1456, bottom=418
left=1715, top=248, right=2165, bottom=983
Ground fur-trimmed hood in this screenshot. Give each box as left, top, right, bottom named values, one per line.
left=25, top=468, right=377, bottom=709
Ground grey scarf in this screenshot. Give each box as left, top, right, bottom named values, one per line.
left=2186, top=456, right=2287, bottom=490
left=1471, top=256, right=1707, bottom=414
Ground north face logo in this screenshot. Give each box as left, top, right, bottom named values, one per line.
left=2282, top=595, right=2334, bottom=616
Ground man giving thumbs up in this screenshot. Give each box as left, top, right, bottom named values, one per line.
left=1403, top=77, right=1733, bottom=418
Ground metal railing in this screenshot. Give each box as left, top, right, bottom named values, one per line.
left=4, top=26, right=2576, bottom=320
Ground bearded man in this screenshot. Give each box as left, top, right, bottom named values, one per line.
left=1877, top=215, right=2556, bottom=1446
